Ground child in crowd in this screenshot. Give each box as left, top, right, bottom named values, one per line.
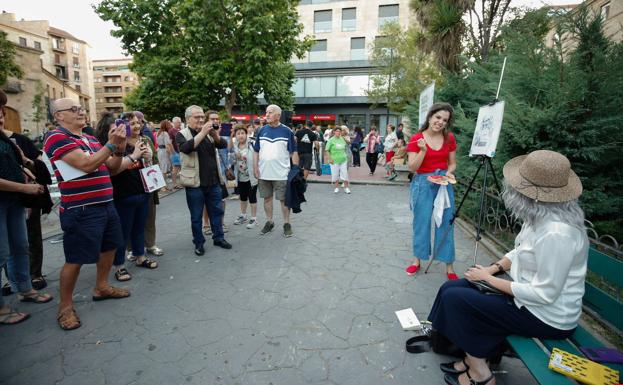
left=388, top=138, right=407, bottom=180
left=232, top=125, right=258, bottom=228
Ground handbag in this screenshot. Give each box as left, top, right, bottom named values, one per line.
left=374, top=141, right=384, bottom=154
left=139, top=164, right=167, bottom=193
left=225, top=168, right=236, bottom=181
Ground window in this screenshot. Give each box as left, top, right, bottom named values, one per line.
left=56, top=67, right=67, bottom=79
left=19, top=37, right=27, bottom=46
left=305, top=77, right=336, bottom=97
left=52, top=38, right=63, bottom=50
left=337, top=75, right=369, bottom=96
left=75, top=85, right=81, bottom=92
left=601, top=2, right=610, bottom=20
left=350, top=37, right=366, bottom=60
left=34, top=41, right=41, bottom=50
left=54, top=54, right=61, bottom=65
left=314, top=10, right=332, bottom=33
left=309, top=40, right=328, bottom=62
left=342, top=8, right=356, bottom=32
left=96, top=88, right=103, bottom=94
left=74, top=71, right=81, bottom=82
left=292, top=78, right=304, bottom=97
left=379, top=4, right=399, bottom=29
left=72, top=43, right=80, bottom=54
left=73, top=57, right=80, bottom=68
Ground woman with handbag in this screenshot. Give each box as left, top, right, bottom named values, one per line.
left=364, top=126, right=381, bottom=175
left=95, top=112, right=157, bottom=282
left=0, top=98, right=53, bottom=325
left=405, top=103, right=458, bottom=280
left=428, top=150, right=588, bottom=385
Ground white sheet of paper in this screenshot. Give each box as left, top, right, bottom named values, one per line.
left=54, top=159, right=87, bottom=181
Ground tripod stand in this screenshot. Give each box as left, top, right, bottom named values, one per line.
left=424, top=155, right=502, bottom=273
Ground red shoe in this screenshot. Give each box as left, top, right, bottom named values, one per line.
left=405, top=264, right=420, bottom=276
left=447, top=273, right=459, bottom=280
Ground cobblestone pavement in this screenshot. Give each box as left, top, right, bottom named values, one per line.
left=1, top=184, right=535, bottom=385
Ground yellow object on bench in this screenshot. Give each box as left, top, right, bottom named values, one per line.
left=548, top=348, right=619, bottom=385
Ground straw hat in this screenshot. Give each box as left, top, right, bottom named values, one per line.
left=502, top=150, right=582, bottom=203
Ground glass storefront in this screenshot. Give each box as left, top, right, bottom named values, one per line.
left=370, top=114, right=399, bottom=136
left=337, top=114, right=366, bottom=129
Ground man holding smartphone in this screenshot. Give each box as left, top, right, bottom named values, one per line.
left=176, top=106, right=232, bottom=256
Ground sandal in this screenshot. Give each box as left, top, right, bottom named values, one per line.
left=440, top=358, right=469, bottom=374
left=57, top=307, right=81, bottom=330
left=173, top=185, right=183, bottom=190
left=136, top=257, right=158, bottom=269
left=114, top=268, right=132, bottom=282
left=0, top=308, right=30, bottom=325
left=444, top=369, right=495, bottom=385
left=92, top=286, right=131, bottom=302
left=18, top=291, right=53, bottom=303
left=31, top=276, right=47, bottom=290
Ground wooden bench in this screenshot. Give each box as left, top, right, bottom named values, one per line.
left=507, top=246, right=623, bottom=384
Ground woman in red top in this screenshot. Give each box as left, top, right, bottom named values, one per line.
left=405, top=103, right=458, bottom=280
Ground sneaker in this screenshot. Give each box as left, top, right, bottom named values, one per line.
left=203, top=226, right=212, bottom=235
left=146, top=246, right=164, bottom=256
left=194, top=246, right=205, bottom=256
left=233, top=214, right=248, bottom=225
left=223, top=224, right=229, bottom=233
left=246, top=218, right=257, bottom=229
left=126, top=251, right=137, bottom=262
left=388, top=173, right=398, bottom=181
left=283, top=223, right=293, bottom=238
left=334, top=187, right=339, bottom=194
left=344, top=187, right=351, bottom=194
left=260, top=221, right=274, bottom=235
left=213, top=239, right=232, bottom=249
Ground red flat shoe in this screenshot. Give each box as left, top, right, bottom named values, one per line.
left=447, top=273, right=459, bottom=280
left=405, top=264, right=420, bottom=276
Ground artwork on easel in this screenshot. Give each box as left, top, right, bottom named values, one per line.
left=418, top=82, right=435, bottom=129
left=469, top=101, right=505, bottom=158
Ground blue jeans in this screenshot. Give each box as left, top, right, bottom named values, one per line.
left=218, top=136, right=230, bottom=174
left=410, top=170, right=455, bottom=263
left=0, top=198, right=32, bottom=307
left=185, top=184, right=225, bottom=247
left=114, top=193, right=150, bottom=266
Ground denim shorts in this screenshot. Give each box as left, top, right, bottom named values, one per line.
left=60, top=201, right=124, bottom=264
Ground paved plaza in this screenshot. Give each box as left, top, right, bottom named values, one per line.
left=1, top=183, right=535, bottom=385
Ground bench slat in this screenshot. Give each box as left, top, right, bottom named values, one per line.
left=506, top=335, right=575, bottom=384
left=583, top=283, right=623, bottom=331
left=587, top=248, right=623, bottom=286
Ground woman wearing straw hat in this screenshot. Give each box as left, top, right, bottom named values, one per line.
left=428, top=150, right=589, bottom=385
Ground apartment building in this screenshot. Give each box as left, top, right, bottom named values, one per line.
left=231, top=0, right=413, bottom=134
left=0, top=11, right=95, bottom=135
left=92, top=59, right=139, bottom=115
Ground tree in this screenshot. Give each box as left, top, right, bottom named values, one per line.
left=95, top=0, right=312, bottom=120
left=30, top=81, right=45, bottom=132
left=367, top=22, right=440, bottom=113
left=0, top=30, right=23, bottom=86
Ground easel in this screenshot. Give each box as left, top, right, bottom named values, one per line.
left=424, top=57, right=507, bottom=272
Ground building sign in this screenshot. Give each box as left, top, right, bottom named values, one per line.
left=291, top=114, right=306, bottom=121
left=311, top=114, right=336, bottom=121
left=231, top=114, right=251, bottom=121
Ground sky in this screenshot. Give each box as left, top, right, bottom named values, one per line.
left=0, top=0, right=583, bottom=61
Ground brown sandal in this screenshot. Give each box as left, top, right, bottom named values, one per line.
left=0, top=309, right=30, bottom=325
left=57, top=307, right=81, bottom=330
left=19, top=291, right=53, bottom=303
left=92, top=286, right=131, bottom=302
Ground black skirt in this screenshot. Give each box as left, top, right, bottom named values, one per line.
left=427, top=279, right=574, bottom=358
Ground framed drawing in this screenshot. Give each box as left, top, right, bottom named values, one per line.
left=418, top=82, right=435, bottom=129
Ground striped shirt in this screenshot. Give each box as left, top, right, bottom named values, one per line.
left=253, top=124, right=297, bottom=180
left=43, top=127, right=113, bottom=211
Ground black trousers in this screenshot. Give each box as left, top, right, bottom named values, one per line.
left=428, top=279, right=573, bottom=358
left=366, top=152, right=379, bottom=173
left=27, top=208, right=43, bottom=278
left=351, top=145, right=361, bottom=166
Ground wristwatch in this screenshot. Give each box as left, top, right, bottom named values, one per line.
left=491, top=262, right=504, bottom=274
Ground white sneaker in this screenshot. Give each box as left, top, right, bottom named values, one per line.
left=246, top=218, right=257, bottom=229
left=223, top=224, right=229, bottom=233
left=334, top=187, right=339, bottom=194
left=233, top=214, right=247, bottom=225
left=345, top=187, right=351, bottom=194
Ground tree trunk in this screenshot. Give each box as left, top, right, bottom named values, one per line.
left=224, top=87, right=237, bottom=117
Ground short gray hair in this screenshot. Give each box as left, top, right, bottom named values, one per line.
left=266, top=104, right=282, bottom=116
left=172, top=116, right=181, bottom=123
left=185, top=105, right=203, bottom=120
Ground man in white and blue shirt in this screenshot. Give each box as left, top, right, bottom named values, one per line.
left=253, top=105, right=299, bottom=237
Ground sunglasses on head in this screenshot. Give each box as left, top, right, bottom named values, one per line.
left=57, top=106, right=84, bottom=113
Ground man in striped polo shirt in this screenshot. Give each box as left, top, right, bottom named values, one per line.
left=44, top=98, right=130, bottom=330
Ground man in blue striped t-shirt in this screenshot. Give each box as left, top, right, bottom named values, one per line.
left=253, top=105, right=299, bottom=237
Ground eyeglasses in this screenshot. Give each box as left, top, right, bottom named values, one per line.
left=56, top=106, right=84, bottom=113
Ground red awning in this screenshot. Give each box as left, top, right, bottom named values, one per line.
left=252, top=115, right=266, bottom=121
left=311, top=114, right=336, bottom=121
left=291, top=114, right=306, bottom=121
left=231, top=114, right=251, bottom=121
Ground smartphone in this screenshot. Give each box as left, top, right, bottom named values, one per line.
left=220, top=123, right=232, bottom=137
left=115, top=118, right=131, bottom=136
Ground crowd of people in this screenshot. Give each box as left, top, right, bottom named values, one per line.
left=0, top=89, right=592, bottom=385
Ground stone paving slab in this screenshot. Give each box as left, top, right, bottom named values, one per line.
left=0, top=184, right=536, bottom=385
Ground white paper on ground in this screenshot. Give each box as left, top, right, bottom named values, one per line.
left=433, top=184, right=450, bottom=227
left=395, top=308, right=422, bottom=331
left=54, top=159, right=87, bottom=181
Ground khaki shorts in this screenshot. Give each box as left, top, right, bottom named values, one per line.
left=258, top=179, right=287, bottom=201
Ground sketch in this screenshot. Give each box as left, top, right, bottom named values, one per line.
left=469, top=101, right=505, bottom=158
left=418, top=82, right=435, bottom=129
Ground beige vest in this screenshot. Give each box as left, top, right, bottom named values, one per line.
left=179, top=127, right=226, bottom=188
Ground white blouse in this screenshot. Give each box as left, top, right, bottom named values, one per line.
left=506, top=218, right=589, bottom=330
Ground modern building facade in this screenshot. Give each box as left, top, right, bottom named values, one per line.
left=232, top=0, right=413, bottom=135
left=92, top=59, right=139, bottom=115
left=0, top=12, right=95, bottom=135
